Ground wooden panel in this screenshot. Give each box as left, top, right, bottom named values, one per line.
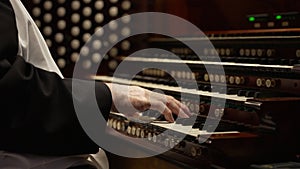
left=107, top=153, right=185, bottom=169
left=146, top=0, right=300, bottom=31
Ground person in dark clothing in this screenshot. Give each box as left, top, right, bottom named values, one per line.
left=0, top=0, right=190, bottom=168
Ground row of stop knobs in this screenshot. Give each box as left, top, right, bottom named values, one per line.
left=107, top=118, right=179, bottom=148
left=107, top=117, right=203, bottom=157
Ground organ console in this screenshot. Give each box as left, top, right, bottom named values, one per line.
left=94, top=21, right=300, bottom=169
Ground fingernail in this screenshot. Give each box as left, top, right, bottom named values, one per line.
left=179, top=110, right=190, bottom=118
left=168, top=115, right=175, bottom=123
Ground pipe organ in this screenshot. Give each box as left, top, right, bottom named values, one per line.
left=24, top=0, right=300, bottom=168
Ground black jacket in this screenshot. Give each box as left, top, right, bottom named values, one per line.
left=0, top=0, right=112, bottom=156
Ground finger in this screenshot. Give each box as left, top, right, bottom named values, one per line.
left=166, top=99, right=189, bottom=118
left=166, top=96, right=191, bottom=117
left=151, top=93, right=191, bottom=118
left=148, top=91, right=190, bottom=120
left=171, top=97, right=191, bottom=114
left=178, top=102, right=192, bottom=116
left=151, top=101, right=174, bottom=122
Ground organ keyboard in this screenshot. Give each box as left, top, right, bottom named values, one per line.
left=95, top=29, right=300, bottom=169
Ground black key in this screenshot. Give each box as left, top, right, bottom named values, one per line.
left=289, top=59, right=296, bottom=65
left=237, top=90, right=247, bottom=96
left=192, top=122, right=203, bottom=129
left=202, top=85, right=211, bottom=92
left=254, top=91, right=285, bottom=98
left=267, top=58, right=280, bottom=65
left=227, top=88, right=239, bottom=95
left=245, top=90, right=256, bottom=97
left=280, top=59, right=289, bottom=65
left=260, top=58, right=268, bottom=64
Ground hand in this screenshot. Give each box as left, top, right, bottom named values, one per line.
left=105, top=83, right=190, bottom=122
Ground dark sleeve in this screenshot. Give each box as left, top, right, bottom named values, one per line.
left=0, top=56, right=112, bottom=156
